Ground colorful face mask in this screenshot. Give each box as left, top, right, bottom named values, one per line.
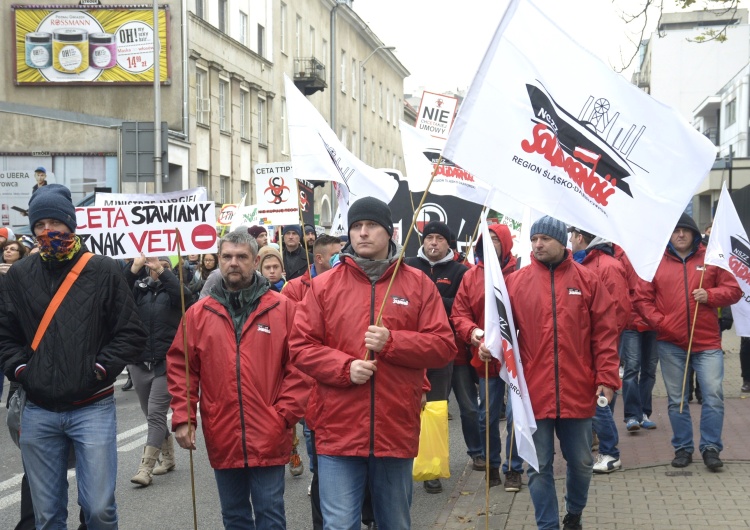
left=36, top=230, right=80, bottom=261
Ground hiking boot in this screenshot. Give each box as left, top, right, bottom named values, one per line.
left=593, top=453, right=622, bottom=474
left=640, top=414, right=657, bottom=430
left=562, top=512, right=582, bottom=530
left=131, top=446, right=160, bottom=487
left=153, top=434, right=175, bottom=475
left=423, top=479, right=442, bottom=493
left=626, top=418, right=641, bottom=432
left=702, top=448, right=723, bottom=471
left=671, top=449, right=692, bottom=468
left=504, top=471, right=522, bottom=492
left=742, top=380, right=750, bottom=393
left=487, top=467, right=501, bottom=487
left=472, top=456, right=486, bottom=471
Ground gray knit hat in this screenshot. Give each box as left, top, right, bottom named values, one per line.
left=28, top=184, right=77, bottom=233
left=530, top=215, right=567, bottom=247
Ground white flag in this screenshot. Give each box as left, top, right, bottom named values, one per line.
left=481, top=218, right=538, bottom=471
left=704, top=182, right=750, bottom=335
left=284, top=75, right=398, bottom=204
left=444, top=0, right=717, bottom=281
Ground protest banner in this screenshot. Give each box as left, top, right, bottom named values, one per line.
left=415, top=91, right=459, bottom=141
left=94, top=187, right=207, bottom=206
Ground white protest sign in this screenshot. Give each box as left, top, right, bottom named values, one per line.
left=230, top=203, right=298, bottom=231
left=94, top=187, right=208, bottom=207
left=255, top=163, right=299, bottom=208
left=415, top=91, right=459, bottom=141
left=75, top=202, right=217, bottom=258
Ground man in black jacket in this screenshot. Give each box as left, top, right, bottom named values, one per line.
left=0, top=184, right=146, bottom=530
left=405, top=220, right=468, bottom=494
left=282, top=224, right=313, bottom=280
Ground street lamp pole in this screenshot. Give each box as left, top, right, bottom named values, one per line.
left=359, top=45, right=395, bottom=159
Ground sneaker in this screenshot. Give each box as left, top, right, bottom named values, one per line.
left=593, top=453, right=622, bottom=474
left=504, top=471, right=522, bottom=492
left=562, top=512, right=582, bottom=530
left=743, top=381, right=750, bottom=393
left=702, top=448, right=723, bottom=471
left=626, top=418, right=641, bottom=432
left=487, top=468, right=501, bottom=488
left=289, top=449, right=304, bottom=477
left=671, top=449, right=692, bottom=468
left=307, top=479, right=312, bottom=496
left=423, top=479, right=442, bottom=493
left=619, top=365, right=624, bottom=379
left=472, top=456, right=486, bottom=471
left=640, top=414, right=657, bottom=430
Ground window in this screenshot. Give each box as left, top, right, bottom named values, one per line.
left=258, top=97, right=267, bottom=144
left=392, top=154, right=398, bottom=168
left=362, top=67, right=367, bottom=106
left=363, top=136, right=368, bottom=163
left=309, top=26, right=316, bottom=57
left=295, top=15, right=302, bottom=56
left=280, top=3, right=287, bottom=53
left=393, top=95, right=398, bottom=125
left=340, top=126, right=347, bottom=149
left=197, top=169, right=207, bottom=188
left=195, top=0, right=205, bottom=20
left=218, top=0, right=227, bottom=33
left=240, top=180, right=248, bottom=198
left=281, top=97, right=288, bottom=153
left=322, top=39, right=328, bottom=66
left=726, top=98, right=737, bottom=127
left=371, top=75, right=375, bottom=112
left=386, top=88, right=391, bottom=122
left=340, top=50, right=346, bottom=93
left=220, top=176, right=229, bottom=204
left=240, top=12, right=248, bottom=46
left=219, top=80, right=229, bottom=131
left=240, top=91, right=248, bottom=138
left=351, top=58, right=357, bottom=98
left=379, top=82, right=383, bottom=117
left=257, top=24, right=265, bottom=57
left=351, top=131, right=357, bottom=157
left=196, top=69, right=209, bottom=125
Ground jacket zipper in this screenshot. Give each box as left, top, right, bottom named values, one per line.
left=550, top=265, right=561, bottom=418
left=369, top=281, right=376, bottom=456
left=681, top=259, right=692, bottom=340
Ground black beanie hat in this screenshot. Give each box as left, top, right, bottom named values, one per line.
left=422, top=221, right=452, bottom=242
left=348, top=197, right=393, bottom=237
left=675, top=212, right=701, bottom=240
left=28, top=184, right=77, bottom=233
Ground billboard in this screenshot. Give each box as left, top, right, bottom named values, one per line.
left=13, top=5, right=171, bottom=85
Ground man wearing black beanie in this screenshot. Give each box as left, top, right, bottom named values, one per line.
left=0, top=184, right=147, bottom=529
left=290, top=197, right=457, bottom=529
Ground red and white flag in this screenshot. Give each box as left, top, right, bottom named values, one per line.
left=704, top=182, right=750, bottom=335
left=443, top=0, right=717, bottom=281
left=481, top=218, right=538, bottom=471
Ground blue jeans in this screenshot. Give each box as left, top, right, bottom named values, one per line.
left=214, top=465, right=286, bottom=530
left=450, top=364, right=483, bottom=458
left=658, top=342, right=724, bottom=454
left=21, top=396, right=118, bottom=530
left=620, top=330, right=659, bottom=422
left=501, top=397, right=525, bottom=474
left=592, top=400, right=619, bottom=459
left=478, top=376, right=505, bottom=469
left=302, top=418, right=315, bottom=473
left=317, top=455, right=412, bottom=530
left=528, top=418, right=593, bottom=530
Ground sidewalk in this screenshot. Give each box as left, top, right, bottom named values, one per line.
left=435, top=336, right=750, bottom=529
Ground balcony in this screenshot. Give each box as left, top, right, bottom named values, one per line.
left=293, top=57, right=327, bottom=96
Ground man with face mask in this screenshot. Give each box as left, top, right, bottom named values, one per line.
left=0, top=184, right=147, bottom=529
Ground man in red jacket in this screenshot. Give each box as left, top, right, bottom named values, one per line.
left=635, top=213, right=742, bottom=471
left=289, top=197, right=456, bottom=530
left=504, top=216, right=620, bottom=530
left=167, top=229, right=311, bottom=529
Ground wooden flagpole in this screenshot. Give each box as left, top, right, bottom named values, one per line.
left=680, top=267, right=706, bottom=414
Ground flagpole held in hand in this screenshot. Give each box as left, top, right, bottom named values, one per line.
left=364, top=156, right=445, bottom=360
left=680, top=266, right=706, bottom=414
left=484, top=358, right=490, bottom=530
left=174, top=228, right=199, bottom=530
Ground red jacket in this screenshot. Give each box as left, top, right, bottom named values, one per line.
left=451, top=224, right=517, bottom=377
left=167, top=289, right=311, bottom=469
left=612, top=245, right=652, bottom=332
left=505, top=252, right=621, bottom=419
left=635, top=245, right=742, bottom=351
left=282, top=269, right=311, bottom=303
left=580, top=247, right=631, bottom=335
left=289, top=254, right=456, bottom=458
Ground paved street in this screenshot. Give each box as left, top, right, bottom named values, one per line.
left=0, top=333, right=748, bottom=529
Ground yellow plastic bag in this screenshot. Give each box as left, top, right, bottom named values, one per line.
left=412, top=400, right=450, bottom=481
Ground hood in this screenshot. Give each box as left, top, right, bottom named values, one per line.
left=476, top=224, right=516, bottom=270
left=417, top=246, right=455, bottom=266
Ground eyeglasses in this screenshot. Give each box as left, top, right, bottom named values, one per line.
left=4, top=247, right=20, bottom=252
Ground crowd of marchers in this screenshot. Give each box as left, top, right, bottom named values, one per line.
left=0, top=184, right=743, bottom=530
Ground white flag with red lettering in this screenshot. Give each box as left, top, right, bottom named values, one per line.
left=481, top=218, right=538, bottom=471
left=443, top=0, right=717, bottom=281
left=704, top=183, right=750, bottom=335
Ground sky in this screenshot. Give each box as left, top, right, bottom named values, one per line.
left=352, top=0, right=694, bottom=95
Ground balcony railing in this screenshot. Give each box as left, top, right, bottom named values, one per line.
left=293, top=57, right=327, bottom=96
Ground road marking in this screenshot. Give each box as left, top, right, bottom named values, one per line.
left=0, top=470, right=74, bottom=511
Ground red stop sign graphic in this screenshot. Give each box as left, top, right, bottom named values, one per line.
left=192, top=224, right=217, bottom=251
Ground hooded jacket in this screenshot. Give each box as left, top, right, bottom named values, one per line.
left=451, top=224, right=517, bottom=376
left=612, top=245, right=653, bottom=332
left=289, top=248, right=456, bottom=458
left=167, top=272, right=311, bottom=469
left=635, top=225, right=742, bottom=352
left=505, top=252, right=621, bottom=419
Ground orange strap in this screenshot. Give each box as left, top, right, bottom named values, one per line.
left=31, top=253, right=94, bottom=352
